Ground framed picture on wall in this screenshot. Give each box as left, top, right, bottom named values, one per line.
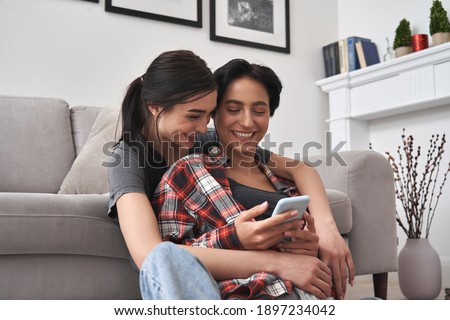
left=105, top=0, right=202, bottom=28
left=210, top=0, right=290, bottom=53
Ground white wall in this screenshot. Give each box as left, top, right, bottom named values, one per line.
left=337, top=0, right=450, bottom=284
left=0, top=0, right=338, bottom=153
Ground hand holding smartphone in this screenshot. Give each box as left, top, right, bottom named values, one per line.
left=271, top=195, right=310, bottom=223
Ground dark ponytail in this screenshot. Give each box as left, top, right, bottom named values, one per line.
left=121, top=76, right=147, bottom=147
left=119, top=76, right=157, bottom=195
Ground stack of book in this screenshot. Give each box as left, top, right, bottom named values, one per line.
left=322, top=36, right=380, bottom=78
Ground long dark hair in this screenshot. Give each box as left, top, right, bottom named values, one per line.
left=213, top=59, right=282, bottom=116
left=119, top=50, right=216, bottom=194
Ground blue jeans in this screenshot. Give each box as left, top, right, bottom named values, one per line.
left=139, top=242, right=221, bottom=300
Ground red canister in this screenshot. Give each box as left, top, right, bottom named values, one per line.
left=412, top=34, right=429, bottom=52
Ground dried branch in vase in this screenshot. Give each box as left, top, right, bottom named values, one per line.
left=385, top=129, right=450, bottom=239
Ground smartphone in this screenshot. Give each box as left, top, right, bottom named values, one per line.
left=271, top=195, right=310, bottom=223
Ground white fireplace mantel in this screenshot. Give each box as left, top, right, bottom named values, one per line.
left=316, top=42, right=450, bottom=150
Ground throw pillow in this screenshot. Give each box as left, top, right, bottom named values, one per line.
left=58, top=107, right=121, bottom=194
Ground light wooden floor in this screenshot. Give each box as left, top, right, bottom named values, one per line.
left=344, top=272, right=446, bottom=300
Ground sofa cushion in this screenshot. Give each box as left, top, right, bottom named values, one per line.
left=0, top=192, right=130, bottom=258
left=0, top=96, right=75, bottom=193
left=59, top=107, right=120, bottom=194
left=326, top=189, right=352, bottom=234
left=70, top=106, right=103, bottom=156
left=0, top=254, right=140, bottom=299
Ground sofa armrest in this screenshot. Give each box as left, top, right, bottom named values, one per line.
left=325, top=189, right=352, bottom=234
left=313, top=150, right=398, bottom=276
left=0, top=193, right=129, bottom=258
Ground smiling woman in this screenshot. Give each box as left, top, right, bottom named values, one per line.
left=107, top=50, right=223, bottom=299
left=153, top=59, right=335, bottom=300
left=214, top=77, right=271, bottom=161
left=147, top=91, right=217, bottom=163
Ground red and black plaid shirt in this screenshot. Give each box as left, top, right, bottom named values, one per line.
left=152, top=149, right=301, bottom=299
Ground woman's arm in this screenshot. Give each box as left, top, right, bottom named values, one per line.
left=116, top=193, right=163, bottom=268
left=184, top=245, right=332, bottom=299
left=117, top=192, right=332, bottom=298
left=266, top=153, right=355, bottom=299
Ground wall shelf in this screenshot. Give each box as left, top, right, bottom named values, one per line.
left=316, top=42, right=450, bottom=150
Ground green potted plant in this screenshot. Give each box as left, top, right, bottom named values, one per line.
left=394, top=18, right=412, bottom=57
left=429, top=0, right=450, bottom=46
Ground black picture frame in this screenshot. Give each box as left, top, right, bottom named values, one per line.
left=79, top=0, right=99, bottom=3
left=210, top=0, right=290, bottom=53
left=105, top=0, right=202, bottom=28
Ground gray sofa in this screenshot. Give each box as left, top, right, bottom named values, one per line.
left=0, top=95, right=397, bottom=299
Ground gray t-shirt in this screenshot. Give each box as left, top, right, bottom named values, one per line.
left=106, top=140, right=164, bottom=219
left=107, top=129, right=271, bottom=219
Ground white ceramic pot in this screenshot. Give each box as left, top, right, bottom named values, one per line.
left=398, top=238, right=442, bottom=300
left=431, top=32, right=450, bottom=46
left=394, top=46, right=412, bottom=57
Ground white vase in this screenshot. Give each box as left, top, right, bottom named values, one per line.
left=398, top=238, right=442, bottom=299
